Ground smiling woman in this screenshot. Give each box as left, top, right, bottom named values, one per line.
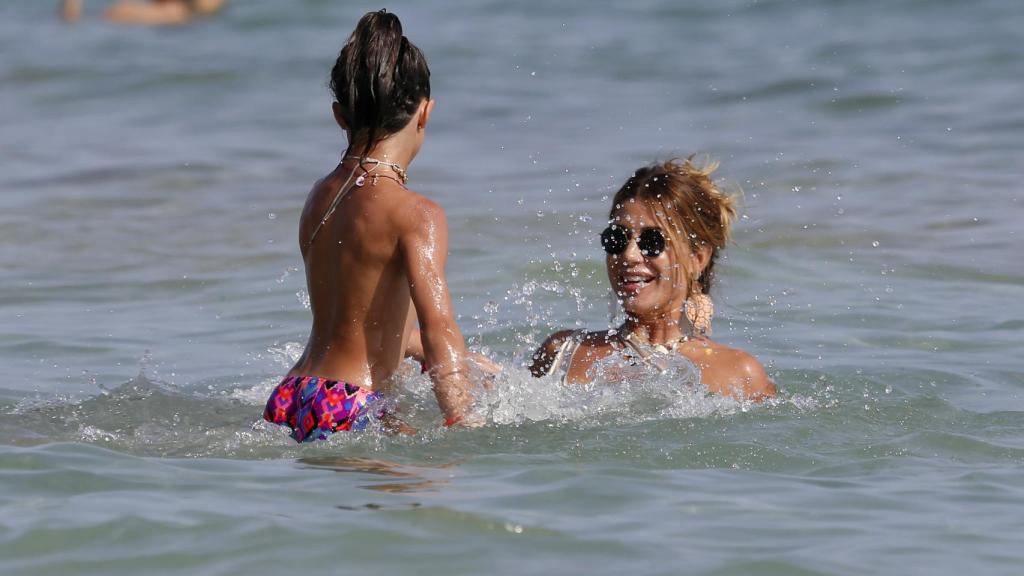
left=530, top=157, right=776, bottom=401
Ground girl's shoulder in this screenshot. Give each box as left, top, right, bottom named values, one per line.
left=389, top=186, right=446, bottom=231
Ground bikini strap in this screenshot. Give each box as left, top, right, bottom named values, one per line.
left=306, top=159, right=409, bottom=251
left=548, top=329, right=586, bottom=380
left=618, top=331, right=676, bottom=374
left=304, top=167, right=361, bottom=251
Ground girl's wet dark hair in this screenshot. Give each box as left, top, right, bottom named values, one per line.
left=330, top=9, right=431, bottom=156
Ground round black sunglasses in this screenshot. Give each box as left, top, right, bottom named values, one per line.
left=600, top=225, right=666, bottom=257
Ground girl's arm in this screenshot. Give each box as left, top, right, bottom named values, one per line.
left=398, top=195, right=477, bottom=425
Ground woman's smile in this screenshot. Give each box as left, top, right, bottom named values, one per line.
left=615, top=268, right=657, bottom=295
left=606, top=199, right=682, bottom=316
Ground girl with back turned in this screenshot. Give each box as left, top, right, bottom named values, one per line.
left=263, top=10, right=482, bottom=442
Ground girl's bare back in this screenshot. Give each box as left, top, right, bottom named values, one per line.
left=288, top=164, right=418, bottom=392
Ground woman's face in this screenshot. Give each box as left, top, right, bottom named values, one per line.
left=605, top=199, right=695, bottom=320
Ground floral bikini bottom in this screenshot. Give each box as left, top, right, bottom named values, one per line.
left=263, top=375, right=384, bottom=443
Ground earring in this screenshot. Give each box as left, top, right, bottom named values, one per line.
left=684, top=278, right=713, bottom=335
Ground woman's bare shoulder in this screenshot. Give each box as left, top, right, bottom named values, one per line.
left=683, top=339, right=776, bottom=401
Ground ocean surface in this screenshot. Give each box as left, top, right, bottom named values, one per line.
left=2, top=0, right=1023, bottom=573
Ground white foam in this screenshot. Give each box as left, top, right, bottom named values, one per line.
left=385, top=353, right=756, bottom=429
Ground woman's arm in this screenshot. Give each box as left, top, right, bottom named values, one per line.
left=408, top=323, right=500, bottom=376
left=405, top=328, right=425, bottom=363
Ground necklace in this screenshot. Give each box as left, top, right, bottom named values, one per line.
left=363, top=172, right=406, bottom=188
left=305, top=155, right=409, bottom=249
left=651, top=336, right=688, bottom=354
left=620, top=331, right=689, bottom=354
left=615, top=326, right=695, bottom=374
left=342, top=154, right=409, bottom=185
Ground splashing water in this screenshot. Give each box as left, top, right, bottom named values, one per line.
left=384, top=350, right=760, bottom=430
left=0, top=309, right=816, bottom=460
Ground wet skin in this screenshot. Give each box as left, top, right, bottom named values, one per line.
left=61, top=0, right=226, bottom=26
left=288, top=99, right=477, bottom=422
left=532, top=199, right=775, bottom=401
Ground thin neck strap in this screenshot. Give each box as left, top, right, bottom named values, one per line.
left=305, top=156, right=409, bottom=251
left=304, top=166, right=360, bottom=252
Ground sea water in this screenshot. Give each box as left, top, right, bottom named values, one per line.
left=1, top=0, right=1023, bottom=574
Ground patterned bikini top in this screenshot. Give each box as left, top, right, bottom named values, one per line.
left=546, top=329, right=587, bottom=381
left=547, top=328, right=696, bottom=382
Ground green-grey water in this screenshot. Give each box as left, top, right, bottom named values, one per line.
left=2, top=0, right=1023, bottom=574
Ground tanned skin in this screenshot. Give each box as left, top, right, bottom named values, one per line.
left=531, top=199, right=775, bottom=401
left=61, top=0, right=226, bottom=26
left=288, top=99, right=478, bottom=425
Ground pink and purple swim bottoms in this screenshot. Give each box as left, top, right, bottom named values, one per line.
left=263, top=375, right=384, bottom=443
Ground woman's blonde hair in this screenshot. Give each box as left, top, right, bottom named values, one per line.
left=609, top=156, right=737, bottom=295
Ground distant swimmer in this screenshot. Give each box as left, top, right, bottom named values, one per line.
left=262, top=10, right=493, bottom=442
left=61, top=0, right=226, bottom=26
left=531, top=158, right=776, bottom=401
